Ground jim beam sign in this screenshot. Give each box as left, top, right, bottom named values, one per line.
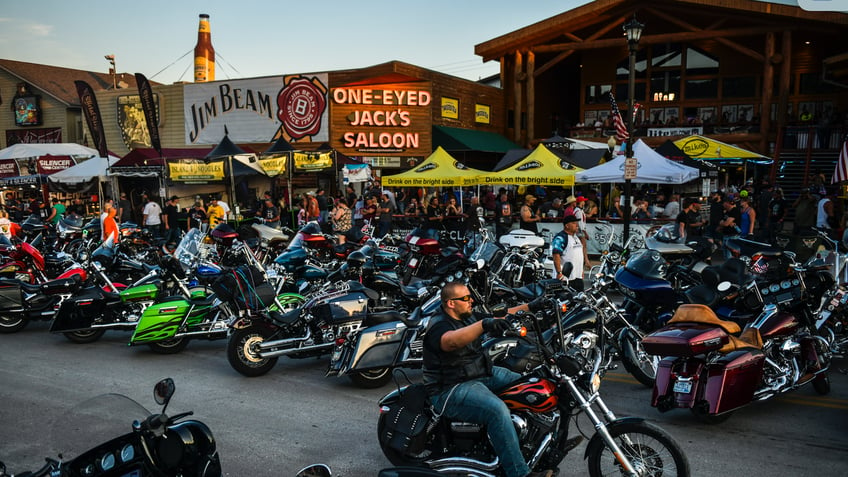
left=331, top=83, right=432, bottom=156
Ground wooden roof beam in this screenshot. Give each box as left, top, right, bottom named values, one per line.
left=534, top=15, right=627, bottom=77
left=532, top=25, right=791, bottom=53
left=645, top=7, right=764, bottom=62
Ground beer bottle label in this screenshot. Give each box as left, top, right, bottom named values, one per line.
left=194, top=57, right=214, bottom=82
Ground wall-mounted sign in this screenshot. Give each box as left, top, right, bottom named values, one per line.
left=330, top=83, right=432, bottom=157
left=441, top=97, right=459, bottom=119
left=646, top=126, right=703, bottom=137
left=183, top=74, right=329, bottom=145
left=363, top=156, right=402, bottom=168
left=13, top=95, right=42, bottom=127
left=475, top=104, right=491, bottom=124
left=5, top=127, right=62, bottom=145
left=117, top=94, right=160, bottom=149
left=168, top=160, right=225, bottom=182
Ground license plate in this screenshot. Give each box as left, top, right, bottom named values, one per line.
left=409, top=257, right=418, bottom=268
left=673, top=380, right=693, bottom=394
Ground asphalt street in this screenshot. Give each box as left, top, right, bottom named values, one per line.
left=1, top=321, right=847, bottom=477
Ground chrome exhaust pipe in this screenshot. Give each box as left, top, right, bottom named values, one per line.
left=427, top=456, right=498, bottom=474
left=259, top=342, right=334, bottom=358
left=258, top=328, right=311, bottom=351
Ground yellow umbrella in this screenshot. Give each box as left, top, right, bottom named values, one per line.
left=382, top=147, right=486, bottom=187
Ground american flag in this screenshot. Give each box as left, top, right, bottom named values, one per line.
left=609, top=92, right=629, bottom=143
left=833, top=135, right=848, bottom=184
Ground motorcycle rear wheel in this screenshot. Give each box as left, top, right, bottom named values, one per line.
left=587, top=420, right=689, bottom=477
left=148, top=337, right=190, bottom=354
left=0, top=314, right=27, bottom=333
left=349, top=368, right=392, bottom=388
left=63, top=329, right=106, bottom=343
left=227, top=326, right=279, bottom=377
left=813, top=373, right=831, bottom=395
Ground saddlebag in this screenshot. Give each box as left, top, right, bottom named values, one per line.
left=381, top=384, right=430, bottom=454
left=0, top=280, right=22, bottom=309
left=704, top=349, right=765, bottom=414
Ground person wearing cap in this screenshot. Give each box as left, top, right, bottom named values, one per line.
left=142, top=195, right=162, bottom=238
left=519, top=195, right=541, bottom=233
left=206, top=196, right=225, bottom=228
left=551, top=215, right=585, bottom=290
left=162, top=196, right=181, bottom=244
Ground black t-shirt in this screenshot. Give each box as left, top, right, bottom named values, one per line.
left=721, top=206, right=742, bottom=234
left=262, top=205, right=279, bottom=222
left=768, top=198, right=786, bottom=222
left=379, top=200, right=395, bottom=224
left=676, top=210, right=702, bottom=237
left=189, top=208, right=206, bottom=229
left=164, top=204, right=179, bottom=228
left=118, top=199, right=132, bottom=222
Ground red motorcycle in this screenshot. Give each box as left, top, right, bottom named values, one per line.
left=643, top=251, right=834, bottom=423
left=0, top=237, right=85, bottom=284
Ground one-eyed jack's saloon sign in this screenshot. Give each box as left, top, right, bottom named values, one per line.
left=330, top=83, right=432, bottom=157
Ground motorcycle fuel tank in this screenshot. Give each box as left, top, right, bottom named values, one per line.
left=120, top=283, right=159, bottom=302
left=499, top=377, right=558, bottom=412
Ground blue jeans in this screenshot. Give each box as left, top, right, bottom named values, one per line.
left=430, top=367, right=528, bottom=477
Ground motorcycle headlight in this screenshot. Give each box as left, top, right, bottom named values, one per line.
left=590, top=373, right=602, bottom=394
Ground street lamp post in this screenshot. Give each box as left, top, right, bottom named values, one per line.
left=622, top=16, right=644, bottom=244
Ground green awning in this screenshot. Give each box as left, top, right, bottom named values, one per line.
left=433, top=125, right=519, bottom=154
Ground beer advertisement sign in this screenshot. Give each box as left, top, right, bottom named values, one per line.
left=258, top=154, right=287, bottom=177
left=168, top=160, right=225, bottom=182
left=293, top=151, right=333, bottom=171
left=184, top=74, right=329, bottom=145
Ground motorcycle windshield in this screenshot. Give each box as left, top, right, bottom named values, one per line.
left=623, top=249, right=667, bottom=280
left=47, top=392, right=151, bottom=462
left=175, top=228, right=204, bottom=267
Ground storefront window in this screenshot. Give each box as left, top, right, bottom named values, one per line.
left=652, top=43, right=682, bottom=68
left=685, top=48, right=719, bottom=75
left=650, top=72, right=681, bottom=101
left=616, top=50, right=648, bottom=80
left=615, top=83, right=647, bottom=103
left=585, top=84, right=612, bottom=104
left=723, top=77, right=757, bottom=98
left=685, top=78, right=718, bottom=99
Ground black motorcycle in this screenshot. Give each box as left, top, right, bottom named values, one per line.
left=0, top=378, right=220, bottom=477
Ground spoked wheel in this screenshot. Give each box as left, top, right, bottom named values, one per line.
left=148, top=337, right=190, bottom=354
left=63, top=329, right=106, bottom=343
left=349, top=368, right=392, bottom=388
left=227, top=326, right=278, bottom=377
left=0, top=314, right=27, bottom=333
left=587, top=420, right=690, bottom=477
left=620, top=329, right=658, bottom=388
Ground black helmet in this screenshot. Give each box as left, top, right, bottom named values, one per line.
left=346, top=250, right=367, bottom=268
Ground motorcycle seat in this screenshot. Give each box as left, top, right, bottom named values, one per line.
left=669, top=304, right=741, bottom=334
left=513, top=283, right=545, bottom=301
left=270, top=308, right=300, bottom=326
left=19, top=281, right=41, bottom=294
left=364, top=310, right=404, bottom=327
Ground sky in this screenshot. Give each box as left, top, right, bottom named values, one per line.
left=0, top=1, right=591, bottom=85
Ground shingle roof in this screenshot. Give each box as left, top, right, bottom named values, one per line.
left=0, top=58, right=145, bottom=106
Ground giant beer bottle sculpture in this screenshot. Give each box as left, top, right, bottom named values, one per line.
left=194, top=13, right=215, bottom=82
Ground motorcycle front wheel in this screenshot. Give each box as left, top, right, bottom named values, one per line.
left=349, top=368, right=392, bottom=388
left=63, top=329, right=106, bottom=343
left=587, top=420, right=690, bottom=477
left=0, top=313, right=27, bottom=333
left=619, top=328, right=658, bottom=388
left=227, top=326, right=279, bottom=377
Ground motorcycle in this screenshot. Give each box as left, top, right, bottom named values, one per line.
left=399, top=228, right=465, bottom=286
left=227, top=279, right=383, bottom=377
left=643, top=251, right=835, bottom=423
left=376, top=309, right=690, bottom=476
left=0, top=275, right=82, bottom=333
left=49, top=239, right=185, bottom=344
left=0, top=378, right=221, bottom=477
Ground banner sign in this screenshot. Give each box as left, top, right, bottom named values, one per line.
left=74, top=81, right=109, bottom=159
left=168, top=160, right=225, bottom=182
left=184, top=74, right=329, bottom=145
left=5, top=127, right=62, bottom=145
left=647, top=126, right=703, bottom=137
left=0, top=159, right=20, bottom=178
left=257, top=154, right=287, bottom=177
left=116, top=93, right=157, bottom=149
left=134, top=73, right=162, bottom=155
left=37, top=156, right=76, bottom=175
left=293, top=151, right=333, bottom=171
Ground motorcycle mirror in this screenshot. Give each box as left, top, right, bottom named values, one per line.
left=296, top=464, right=332, bottom=477
left=153, top=378, right=175, bottom=407
left=717, top=281, right=732, bottom=292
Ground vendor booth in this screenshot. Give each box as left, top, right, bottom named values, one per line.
left=382, top=147, right=486, bottom=187
left=484, top=143, right=583, bottom=187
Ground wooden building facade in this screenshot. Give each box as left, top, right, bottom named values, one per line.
left=475, top=0, right=848, bottom=184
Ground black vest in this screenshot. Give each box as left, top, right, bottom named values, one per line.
left=422, top=311, right=492, bottom=395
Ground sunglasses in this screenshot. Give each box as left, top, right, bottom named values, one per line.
left=448, top=294, right=473, bottom=302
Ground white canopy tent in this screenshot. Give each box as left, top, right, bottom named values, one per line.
left=49, top=155, right=122, bottom=184
left=575, top=139, right=700, bottom=184
left=0, top=143, right=100, bottom=160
